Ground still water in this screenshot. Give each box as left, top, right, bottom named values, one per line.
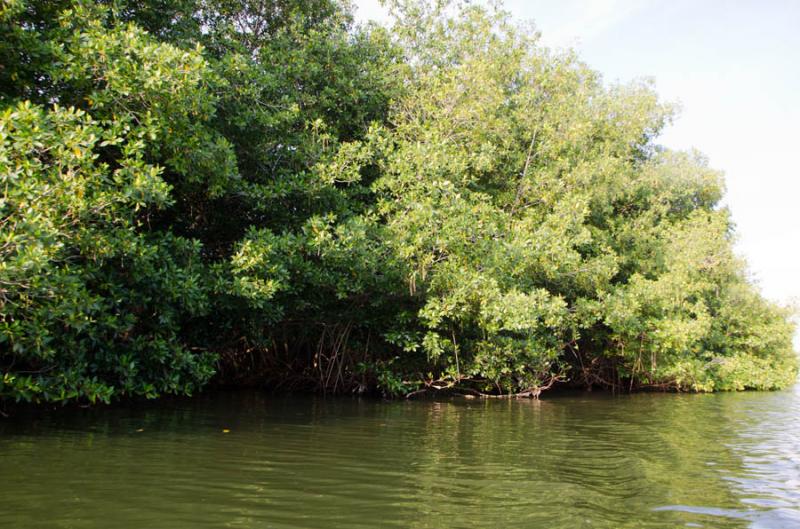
left=1, top=385, right=799, bottom=529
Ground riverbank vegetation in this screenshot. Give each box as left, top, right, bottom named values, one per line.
left=1, top=0, right=796, bottom=405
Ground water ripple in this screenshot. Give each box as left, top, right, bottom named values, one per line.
left=1, top=386, right=799, bottom=528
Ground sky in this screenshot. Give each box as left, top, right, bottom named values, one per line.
left=353, top=1, right=800, bottom=319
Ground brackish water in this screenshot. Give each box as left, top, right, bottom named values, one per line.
left=1, top=385, right=799, bottom=529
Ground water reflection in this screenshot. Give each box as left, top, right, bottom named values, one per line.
left=656, top=384, right=800, bottom=529
left=1, top=385, right=798, bottom=529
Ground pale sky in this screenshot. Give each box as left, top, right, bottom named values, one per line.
left=354, top=1, right=800, bottom=319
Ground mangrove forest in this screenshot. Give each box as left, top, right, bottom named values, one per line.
left=0, top=0, right=797, bottom=406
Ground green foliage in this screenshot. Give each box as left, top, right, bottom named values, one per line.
left=0, top=0, right=796, bottom=405
left=0, top=102, right=213, bottom=403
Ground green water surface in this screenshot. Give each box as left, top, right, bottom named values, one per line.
left=2, top=385, right=799, bottom=528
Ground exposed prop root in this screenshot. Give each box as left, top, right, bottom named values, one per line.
left=406, top=374, right=563, bottom=400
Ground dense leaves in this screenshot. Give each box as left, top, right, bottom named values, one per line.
left=0, top=0, right=796, bottom=405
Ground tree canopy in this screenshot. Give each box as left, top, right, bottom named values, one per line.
left=0, top=0, right=796, bottom=405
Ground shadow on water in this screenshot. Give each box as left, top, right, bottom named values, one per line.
left=1, top=385, right=799, bottom=529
